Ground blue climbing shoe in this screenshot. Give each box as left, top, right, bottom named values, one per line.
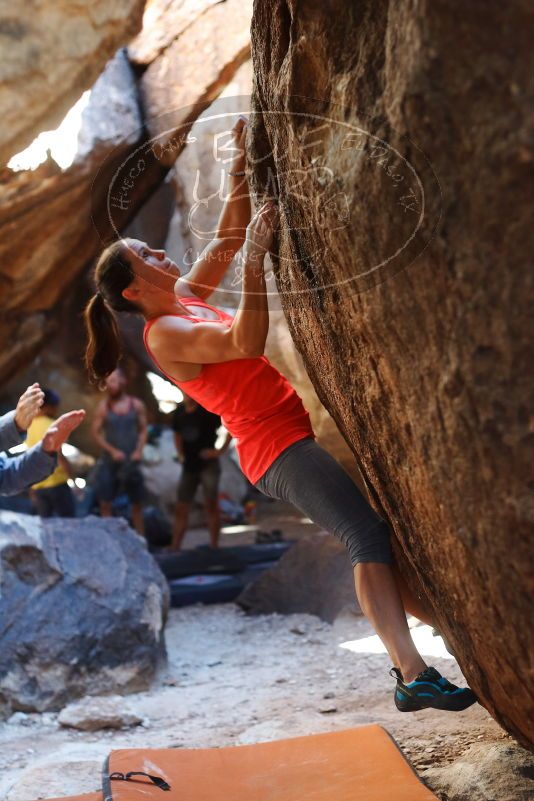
left=390, top=666, right=478, bottom=712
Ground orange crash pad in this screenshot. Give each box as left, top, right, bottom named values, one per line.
left=103, top=725, right=438, bottom=801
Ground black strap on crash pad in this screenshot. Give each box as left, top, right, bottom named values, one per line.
left=102, top=757, right=171, bottom=799
left=110, top=771, right=171, bottom=791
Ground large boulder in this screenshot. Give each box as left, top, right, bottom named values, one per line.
left=0, top=0, right=146, bottom=166
left=133, top=0, right=252, bottom=158
left=0, top=512, right=169, bottom=717
left=265, top=305, right=372, bottom=489
left=0, top=0, right=254, bottom=386
left=250, top=1, right=534, bottom=747
left=0, top=49, right=149, bottom=386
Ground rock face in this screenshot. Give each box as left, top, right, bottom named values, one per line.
left=237, top=535, right=360, bottom=623
left=265, top=306, right=371, bottom=489
left=0, top=512, right=169, bottom=717
left=0, top=0, right=254, bottom=386
left=127, top=0, right=221, bottom=65
left=75, top=48, right=143, bottom=163
left=0, top=0, right=146, bottom=166
left=163, top=60, right=256, bottom=281
left=133, top=0, right=252, bottom=158
left=250, top=1, right=534, bottom=746
left=0, top=49, right=149, bottom=386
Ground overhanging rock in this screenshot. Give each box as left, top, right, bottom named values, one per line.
left=0, top=0, right=253, bottom=385
left=250, top=0, right=534, bottom=747
left=0, top=0, right=146, bottom=166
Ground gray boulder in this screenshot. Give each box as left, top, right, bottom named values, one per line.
left=237, top=534, right=361, bottom=623
left=0, top=512, right=169, bottom=717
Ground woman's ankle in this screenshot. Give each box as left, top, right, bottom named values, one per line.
left=398, top=658, right=427, bottom=684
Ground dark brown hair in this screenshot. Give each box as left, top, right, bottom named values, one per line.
left=83, top=240, right=139, bottom=387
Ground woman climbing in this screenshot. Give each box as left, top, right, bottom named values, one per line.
left=84, top=116, right=477, bottom=714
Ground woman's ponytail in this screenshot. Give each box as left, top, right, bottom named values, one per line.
left=84, top=293, right=122, bottom=387
left=83, top=239, right=138, bottom=387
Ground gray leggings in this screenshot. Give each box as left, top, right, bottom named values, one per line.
left=254, top=437, right=393, bottom=566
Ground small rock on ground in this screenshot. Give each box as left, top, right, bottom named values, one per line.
left=58, top=695, right=143, bottom=731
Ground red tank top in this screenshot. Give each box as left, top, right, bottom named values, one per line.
left=143, top=296, right=315, bottom=484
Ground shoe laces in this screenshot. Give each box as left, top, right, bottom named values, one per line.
left=414, top=666, right=458, bottom=691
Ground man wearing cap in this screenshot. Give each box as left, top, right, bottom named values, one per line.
left=26, top=388, right=77, bottom=517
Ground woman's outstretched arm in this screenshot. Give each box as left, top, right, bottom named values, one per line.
left=215, top=117, right=251, bottom=241
left=150, top=202, right=278, bottom=365
left=175, top=117, right=252, bottom=300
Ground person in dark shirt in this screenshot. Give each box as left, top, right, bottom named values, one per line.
left=171, top=393, right=231, bottom=550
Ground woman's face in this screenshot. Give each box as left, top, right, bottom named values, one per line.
left=123, top=239, right=181, bottom=293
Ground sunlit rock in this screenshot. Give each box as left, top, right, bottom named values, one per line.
left=250, top=0, right=534, bottom=747
left=58, top=695, right=143, bottom=731
left=0, top=0, right=146, bottom=165
left=75, top=49, right=142, bottom=162
left=0, top=46, right=145, bottom=385
left=422, top=741, right=534, bottom=801
left=137, top=0, right=253, bottom=160
left=0, top=0, right=253, bottom=386
left=128, top=0, right=221, bottom=65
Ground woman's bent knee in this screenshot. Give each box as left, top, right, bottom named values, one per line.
left=341, top=520, right=394, bottom=567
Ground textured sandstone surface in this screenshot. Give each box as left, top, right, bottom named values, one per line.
left=0, top=0, right=146, bottom=166
left=250, top=0, right=534, bottom=747
left=128, top=0, right=222, bottom=65
left=0, top=1, right=253, bottom=387
left=0, top=50, right=146, bottom=385
left=264, top=305, right=370, bottom=487
left=136, top=0, right=252, bottom=161
left=421, top=740, right=534, bottom=801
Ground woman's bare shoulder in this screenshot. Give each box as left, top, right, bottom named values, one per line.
left=148, top=314, right=190, bottom=336
left=145, top=315, right=192, bottom=358
left=145, top=317, right=203, bottom=380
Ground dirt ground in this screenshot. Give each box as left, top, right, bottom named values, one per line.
left=0, top=499, right=512, bottom=801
